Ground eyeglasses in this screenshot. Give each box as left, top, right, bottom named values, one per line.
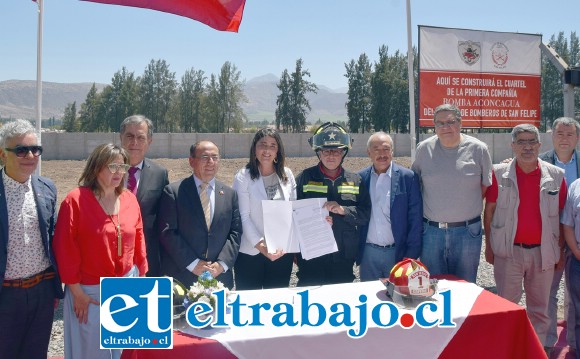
left=320, top=149, right=344, bottom=157
left=514, top=139, right=539, bottom=146
left=199, top=155, right=220, bottom=163
left=4, top=145, right=43, bottom=158
left=107, top=163, right=130, bottom=174
left=434, top=119, right=458, bottom=129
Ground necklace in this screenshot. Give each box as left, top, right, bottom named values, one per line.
left=98, top=195, right=122, bottom=257
left=109, top=213, right=122, bottom=257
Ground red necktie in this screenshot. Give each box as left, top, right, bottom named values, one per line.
left=127, top=166, right=138, bottom=194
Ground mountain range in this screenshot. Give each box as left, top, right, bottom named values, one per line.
left=0, top=75, right=348, bottom=124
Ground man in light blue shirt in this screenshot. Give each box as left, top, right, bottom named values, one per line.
left=542, top=117, right=580, bottom=352
left=560, top=175, right=580, bottom=355
left=358, top=132, right=422, bottom=281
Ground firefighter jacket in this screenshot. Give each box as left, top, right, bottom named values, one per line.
left=296, top=164, right=371, bottom=262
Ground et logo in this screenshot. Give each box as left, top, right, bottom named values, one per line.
left=100, top=277, right=173, bottom=349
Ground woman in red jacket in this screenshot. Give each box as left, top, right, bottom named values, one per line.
left=54, top=143, right=148, bottom=359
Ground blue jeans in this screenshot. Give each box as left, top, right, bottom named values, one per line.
left=420, top=220, right=482, bottom=283
left=568, top=255, right=580, bottom=357
left=359, top=243, right=397, bottom=281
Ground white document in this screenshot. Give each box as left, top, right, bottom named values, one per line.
left=291, top=198, right=337, bottom=260
left=262, top=200, right=299, bottom=253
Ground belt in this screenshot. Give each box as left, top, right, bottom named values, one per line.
left=514, top=243, right=541, bottom=249
left=423, top=216, right=481, bottom=229
left=367, top=243, right=395, bottom=249
left=3, top=268, right=55, bottom=289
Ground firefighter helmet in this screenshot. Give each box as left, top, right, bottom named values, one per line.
left=385, top=258, right=437, bottom=307
left=308, top=122, right=353, bottom=151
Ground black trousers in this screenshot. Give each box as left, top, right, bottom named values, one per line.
left=234, top=252, right=293, bottom=290
left=0, top=277, right=56, bottom=359
left=296, top=253, right=355, bottom=286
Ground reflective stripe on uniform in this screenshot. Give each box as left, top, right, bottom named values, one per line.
left=303, top=184, right=328, bottom=193
left=337, top=185, right=359, bottom=194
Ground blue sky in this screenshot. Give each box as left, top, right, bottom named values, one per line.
left=1, top=0, right=578, bottom=90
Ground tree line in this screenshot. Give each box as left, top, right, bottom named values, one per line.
left=60, top=31, right=579, bottom=134
left=62, top=60, right=247, bottom=133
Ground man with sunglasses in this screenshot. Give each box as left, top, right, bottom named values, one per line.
left=0, top=119, right=63, bottom=358
left=411, top=104, right=492, bottom=283
left=295, top=122, right=371, bottom=285
left=485, top=124, right=566, bottom=352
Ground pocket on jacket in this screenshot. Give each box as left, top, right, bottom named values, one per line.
left=490, top=225, right=509, bottom=258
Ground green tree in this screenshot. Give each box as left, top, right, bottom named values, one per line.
left=61, top=101, right=78, bottom=132
left=179, top=68, right=206, bottom=132
left=288, top=58, right=317, bottom=133
left=139, top=59, right=177, bottom=132
left=205, top=74, right=221, bottom=132
left=109, top=67, right=139, bottom=132
left=345, top=53, right=372, bottom=133
left=275, top=69, right=292, bottom=132
left=371, top=46, right=413, bottom=133
left=78, top=83, right=101, bottom=132
left=217, top=61, right=246, bottom=133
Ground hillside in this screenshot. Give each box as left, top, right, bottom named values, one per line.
left=0, top=76, right=348, bottom=124
left=0, top=80, right=107, bottom=120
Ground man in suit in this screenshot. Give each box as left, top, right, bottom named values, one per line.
left=0, top=119, right=64, bottom=358
left=159, top=140, right=241, bottom=288
left=120, top=115, right=169, bottom=277
left=358, top=132, right=423, bottom=280
left=540, top=117, right=580, bottom=353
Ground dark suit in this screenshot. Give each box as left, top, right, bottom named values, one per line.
left=135, top=158, right=169, bottom=277
left=0, top=169, right=64, bottom=358
left=358, top=162, right=423, bottom=264
left=159, top=176, right=241, bottom=288
left=540, top=149, right=580, bottom=181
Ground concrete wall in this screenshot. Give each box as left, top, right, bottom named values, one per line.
left=40, top=132, right=560, bottom=164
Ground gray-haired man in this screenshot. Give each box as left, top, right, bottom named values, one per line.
left=0, top=119, right=64, bottom=358
left=485, top=124, right=566, bottom=349
left=541, top=117, right=580, bottom=351
left=120, top=115, right=169, bottom=277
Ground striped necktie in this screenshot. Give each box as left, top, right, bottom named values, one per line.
left=199, top=182, right=211, bottom=229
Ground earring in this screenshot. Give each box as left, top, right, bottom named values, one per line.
left=273, top=157, right=278, bottom=164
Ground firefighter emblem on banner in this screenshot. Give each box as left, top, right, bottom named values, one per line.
left=457, top=40, right=481, bottom=65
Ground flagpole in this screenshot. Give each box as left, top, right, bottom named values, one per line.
left=406, top=0, right=416, bottom=162
left=36, top=0, right=44, bottom=175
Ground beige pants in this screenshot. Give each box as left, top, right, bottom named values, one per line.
left=494, top=246, right=554, bottom=346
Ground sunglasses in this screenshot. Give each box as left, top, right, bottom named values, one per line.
left=107, top=163, right=130, bottom=174
left=4, top=145, right=43, bottom=158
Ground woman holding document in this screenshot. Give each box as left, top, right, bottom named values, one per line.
left=233, top=128, right=297, bottom=289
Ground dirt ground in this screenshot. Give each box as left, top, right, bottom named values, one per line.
left=41, top=156, right=412, bottom=204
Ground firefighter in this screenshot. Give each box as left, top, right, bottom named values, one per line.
left=295, top=122, right=371, bottom=285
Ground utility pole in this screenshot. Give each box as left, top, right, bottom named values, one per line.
left=540, top=42, right=576, bottom=119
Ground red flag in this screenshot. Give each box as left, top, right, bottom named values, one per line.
left=81, top=0, right=246, bottom=32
